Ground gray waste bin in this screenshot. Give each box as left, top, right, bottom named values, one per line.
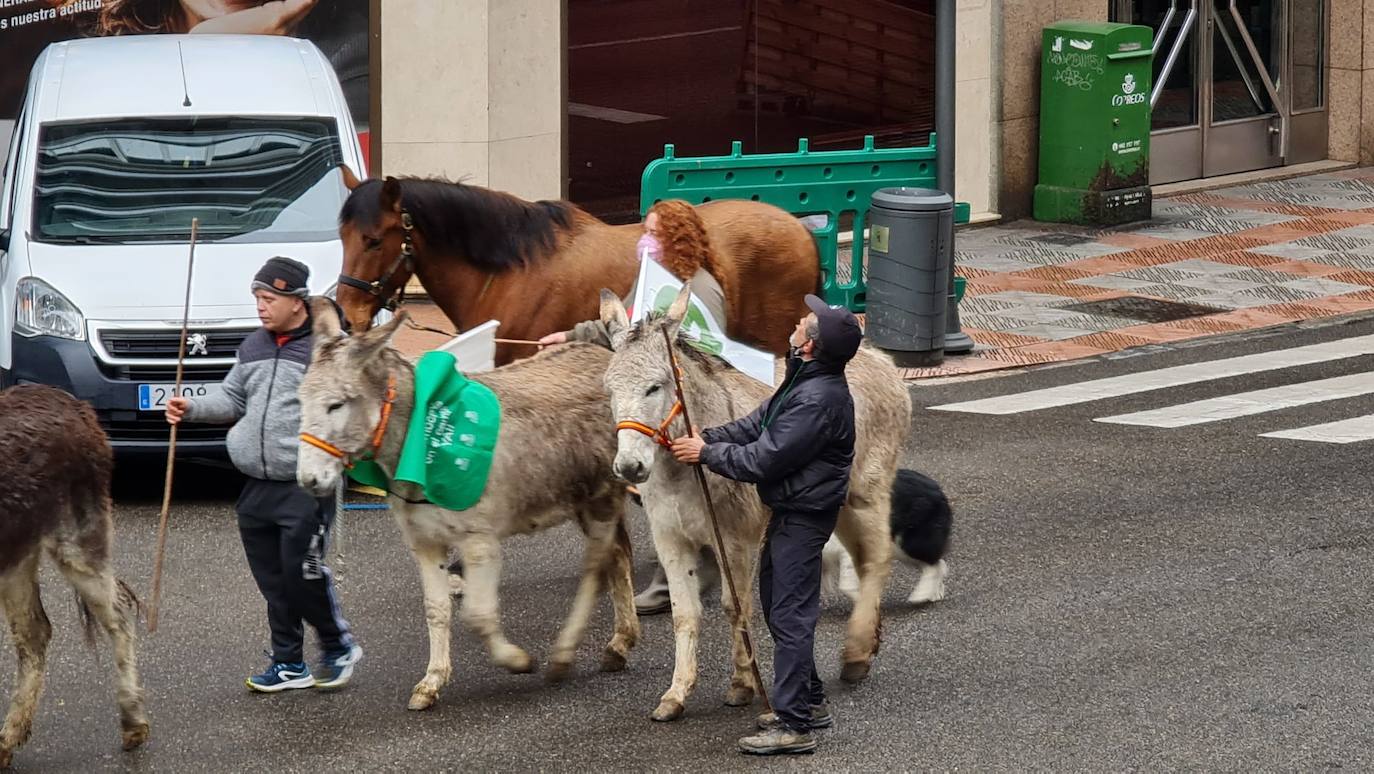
left=865, top=187, right=953, bottom=367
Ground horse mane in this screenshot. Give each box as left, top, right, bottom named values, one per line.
left=340, top=177, right=579, bottom=273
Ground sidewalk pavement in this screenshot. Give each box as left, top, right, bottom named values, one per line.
left=901, top=166, right=1374, bottom=379
left=393, top=167, right=1374, bottom=375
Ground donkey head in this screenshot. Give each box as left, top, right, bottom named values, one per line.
left=336, top=171, right=416, bottom=334
left=297, top=296, right=409, bottom=497
left=601, top=284, right=691, bottom=484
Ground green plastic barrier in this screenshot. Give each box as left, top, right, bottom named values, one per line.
left=640, top=135, right=970, bottom=313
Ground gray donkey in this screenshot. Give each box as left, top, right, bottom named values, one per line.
left=295, top=299, right=639, bottom=711
left=0, top=385, right=149, bottom=768
left=599, top=286, right=912, bottom=722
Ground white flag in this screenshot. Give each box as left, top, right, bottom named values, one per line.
left=437, top=319, right=500, bottom=373
left=629, top=252, right=776, bottom=387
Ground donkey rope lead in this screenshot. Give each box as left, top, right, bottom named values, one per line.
left=148, top=217, right=199, bottom=633
left=660, top=325, right=772, bottom=714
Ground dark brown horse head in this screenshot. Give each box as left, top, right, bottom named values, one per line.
left=336, top=169, right=415, bottom=332
left=336, top=169, right=579, bottom=333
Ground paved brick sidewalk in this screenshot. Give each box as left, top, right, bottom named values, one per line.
left=898, top=167, right=1374, bottom=378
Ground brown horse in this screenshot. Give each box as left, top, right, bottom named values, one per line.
left=333, top=169, right=820, bottom=366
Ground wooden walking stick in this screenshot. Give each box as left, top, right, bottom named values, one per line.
left=148, top=217, right=199, bottom=632
left=661, top=325, right=772, bottom=714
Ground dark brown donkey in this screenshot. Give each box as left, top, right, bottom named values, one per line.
left=332, top=169, right=820, bottom=366
left=0, top=385, right=148, bottom=768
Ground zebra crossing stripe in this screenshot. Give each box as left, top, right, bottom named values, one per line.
left=1259, top=414, right=1374, bottom=444
left=1094, top=372, right=1374, bottom=428
left=929, top=334, right=1374, bottom=415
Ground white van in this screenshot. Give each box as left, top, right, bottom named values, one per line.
left=0, top=34, right=370, bottom=455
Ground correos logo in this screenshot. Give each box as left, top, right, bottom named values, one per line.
left=1113, top=73, right=1146, bottom=106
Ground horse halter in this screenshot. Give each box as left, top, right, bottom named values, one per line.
left=299, top=374, right=398, bottom=469
left=338, top=209, right=416, bottom=312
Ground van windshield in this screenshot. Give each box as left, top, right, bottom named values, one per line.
left=32, top=117, right=346, bottom=244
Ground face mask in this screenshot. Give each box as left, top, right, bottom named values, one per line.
left=637, top=232, right=662, bottom=262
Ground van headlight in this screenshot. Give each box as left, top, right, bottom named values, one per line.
left=16, top=277, right=85, bottom=341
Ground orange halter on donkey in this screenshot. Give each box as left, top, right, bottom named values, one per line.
left=300, top=374, right=398, bottom=469
left=614, top=366, right=687, bottom=448
left=615, top=400, right=683, bottom=449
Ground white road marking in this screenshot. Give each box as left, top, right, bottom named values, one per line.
left=1094, top=372, right=1374, bottom=428
left=1259, top=414, right=1374, bottom=444
left=929, top=334, right=1374, bottom=415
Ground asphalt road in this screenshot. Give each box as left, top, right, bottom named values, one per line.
left=5, top=314, right=1374, bottom=772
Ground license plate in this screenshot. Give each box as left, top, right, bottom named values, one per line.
left=138, top=383, right=222, bottom=411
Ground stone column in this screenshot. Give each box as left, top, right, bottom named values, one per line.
left=1327, top=0, right=1363, bottom=162
left=956, top=0, right=998, bottom=220
left=379, top=0, right=563, bottom=201
left=995, top=0, right=1109, bottom=220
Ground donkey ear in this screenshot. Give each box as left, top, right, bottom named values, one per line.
left=311, top=296, right=343, bottom=340
left=350, top=307, right=409, bottom=362
left=339, top=164, right=362, bottom=191
left=380, top=176, right=403, bottom=214
left=599, top=288, right=630, bottom=350
left=664, top=281, right=692, bottom=337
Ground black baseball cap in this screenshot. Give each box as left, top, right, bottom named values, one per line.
left=804, top=294, right=863, bottom=365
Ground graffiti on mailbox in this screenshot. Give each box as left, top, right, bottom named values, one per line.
left=1047, top=38, right=1105, bottom=93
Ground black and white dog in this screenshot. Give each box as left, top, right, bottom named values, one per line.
left=823, top=468, right=953, bottom=605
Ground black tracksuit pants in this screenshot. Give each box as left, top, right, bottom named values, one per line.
left=237, top=478, right=354, bottom=664
left=758, top=507, right=839, bottom=733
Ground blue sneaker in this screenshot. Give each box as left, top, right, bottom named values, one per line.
left=246, top=660, right=315, bottom=693
left=315, top=643, right=363, bottom=689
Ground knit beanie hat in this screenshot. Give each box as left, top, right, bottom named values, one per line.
left=251, top=256, right=311, bottom=298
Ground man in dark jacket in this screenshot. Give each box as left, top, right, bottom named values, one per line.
left=166, top=257, right=361, bottom=693
left=671, top=294, right=861, bottom=756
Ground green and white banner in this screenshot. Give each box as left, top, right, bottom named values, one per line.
left=629, top=254, right=775, bottom=387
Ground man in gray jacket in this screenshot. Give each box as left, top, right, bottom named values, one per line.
left=166, top=256, right=361, bottom=693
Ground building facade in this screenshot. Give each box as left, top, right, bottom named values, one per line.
left=376, top=0, right=993, bottom=223
left=998, top=0, right=1349, bottom=219
left=376, top=0, right=1359, bottom=225
left=0, top=2, right=1362, bottom=227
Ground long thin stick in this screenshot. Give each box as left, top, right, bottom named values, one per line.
left=148, top=218, right=199, bottom=632
left=661, top=326, right=772, bottom=714
left=401, top=317, right=538, bottom=346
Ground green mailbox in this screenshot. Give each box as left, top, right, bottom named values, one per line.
left=1033, top=21, right=1153, bottom=226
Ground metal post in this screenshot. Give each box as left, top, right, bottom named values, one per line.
left=937, top=0, right=974, bottom=353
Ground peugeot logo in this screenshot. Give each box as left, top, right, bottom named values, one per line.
left=186, top=333, right=209, bottom=357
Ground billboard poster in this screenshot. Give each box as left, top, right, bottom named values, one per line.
left=0, top=0, right=372, bottom=169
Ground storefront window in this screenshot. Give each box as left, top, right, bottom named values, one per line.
left=568, top=0, right=937, bottom=223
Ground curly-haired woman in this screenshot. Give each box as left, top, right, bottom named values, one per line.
left=538, top=199, right=729, bottom=350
